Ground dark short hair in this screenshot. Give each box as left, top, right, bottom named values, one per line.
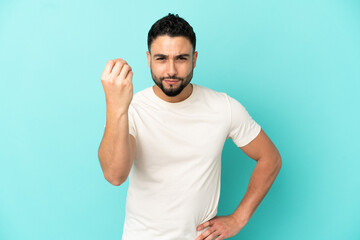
left=147, top=13, right=196, bottom=54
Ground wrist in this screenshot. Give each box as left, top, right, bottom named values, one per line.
left=105, top=110, right=129, bottom=128
left=230, top=213, right=249, bottom=228
left=106, top=106, right=129, bottom=118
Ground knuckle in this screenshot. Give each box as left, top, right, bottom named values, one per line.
left=118, top=76, right=126, bottom=82
left=102, top=76, right=111, bottom=82
left=119, top=81, right=128, bottom=87
left=101, top=75, right=109, bottom=81
left=124, top=81, right=131, bottom=87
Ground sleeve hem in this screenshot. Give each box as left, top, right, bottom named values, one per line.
left=234, top=125, right=261, bottom=148
left=129, top=130, right=136, bottom=139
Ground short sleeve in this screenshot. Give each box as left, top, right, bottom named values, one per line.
left=226, top=95, right=261, bottom=147
left=128, top=104, right=137, bottom=138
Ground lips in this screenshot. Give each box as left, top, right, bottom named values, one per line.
left=165, top=79, right=179, bottom=84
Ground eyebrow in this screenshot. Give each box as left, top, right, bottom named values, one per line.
left=153, top=54, right=191, bottom=58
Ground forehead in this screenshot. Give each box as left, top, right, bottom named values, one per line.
left=151, top=35, right=192, bottom=55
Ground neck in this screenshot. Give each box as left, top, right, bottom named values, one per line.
left=152, top=83, right=193, bottom=103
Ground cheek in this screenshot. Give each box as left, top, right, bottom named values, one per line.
left=178, top=63, right=192, bottom=73
left=152, top=64, right=166, bottom=74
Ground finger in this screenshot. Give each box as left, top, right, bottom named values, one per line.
left=102, top=59, right=116, bottom=76
left=118, top=64, right=132, bottom=80
left=111, top=61, right=126, bottom=78
left=113, top=58, right=127, bottom=68
left=125, top=69, right=133, bottom=82
left=211, top=229, right=221, bottom=238
left=195, top=227, right=216, bottom=240
left=108, top=58, right=127, bottom=74
left=215, top=234, right=224, bottom=240
left=197, top=220, right=212, bottom=231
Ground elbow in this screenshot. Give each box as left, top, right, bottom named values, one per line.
left=259, top=152, right=282, bottom=167
left=105, top=174, right=127, bottom=186
left=276, top=154, right=282, bottom=171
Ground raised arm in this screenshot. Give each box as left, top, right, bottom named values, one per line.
left=98, top=58, right=136, bottom=186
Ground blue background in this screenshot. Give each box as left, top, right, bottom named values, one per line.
left=1, top=0, right=359, bottom=239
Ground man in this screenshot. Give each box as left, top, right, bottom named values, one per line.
left=98, top=13, right=282, bottom=240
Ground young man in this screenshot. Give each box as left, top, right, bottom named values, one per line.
left=98, top=13, right=282, bottom=240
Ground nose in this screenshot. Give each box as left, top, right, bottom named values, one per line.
left=167, top=59, right=177, bottom=76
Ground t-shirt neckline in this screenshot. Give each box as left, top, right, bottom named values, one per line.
left=150, top=83, right=198, bottom=108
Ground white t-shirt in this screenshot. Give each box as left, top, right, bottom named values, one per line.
left=122, top=83, right=261, bottom=240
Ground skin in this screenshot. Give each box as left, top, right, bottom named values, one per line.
left=146, top=35, right=198, bottom=103
left=102, top=35, right=282, bottom=239
left=196, top=129, right=282, bottom=239
left=146, top=36, right=282, bottom=240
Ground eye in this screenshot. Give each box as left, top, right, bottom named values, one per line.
left=156, top=58, right=164, bottom=60
left=178, top=57, right=187, bottom=61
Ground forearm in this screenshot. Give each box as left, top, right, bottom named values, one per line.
left=231, top=157, right=282, bottom=226
left=98, top=110, right=132, bottom=185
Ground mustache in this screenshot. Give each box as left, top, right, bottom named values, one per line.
left=161, top=77, right=183, bottom=81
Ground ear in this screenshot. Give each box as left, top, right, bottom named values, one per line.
left=146, top=51, right=151, bottom=68
left=193, top=51, right=198, bottom=68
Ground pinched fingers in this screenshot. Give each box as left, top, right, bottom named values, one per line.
left=126, top=69, right=133, bottom=81
left=101, top=58, right=128, bottom=81
left=118, top=63, right=132, bottom=82
left=111, top=60, right=126, bottom=78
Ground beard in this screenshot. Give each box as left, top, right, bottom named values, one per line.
left=150, top=65, right=194, bottom=97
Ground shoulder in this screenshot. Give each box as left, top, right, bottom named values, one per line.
left=195, top=84, right=237, bottom=110
left=196, top=85, right=250, bottom=114
left=195, top=84, right=229, bottom=101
